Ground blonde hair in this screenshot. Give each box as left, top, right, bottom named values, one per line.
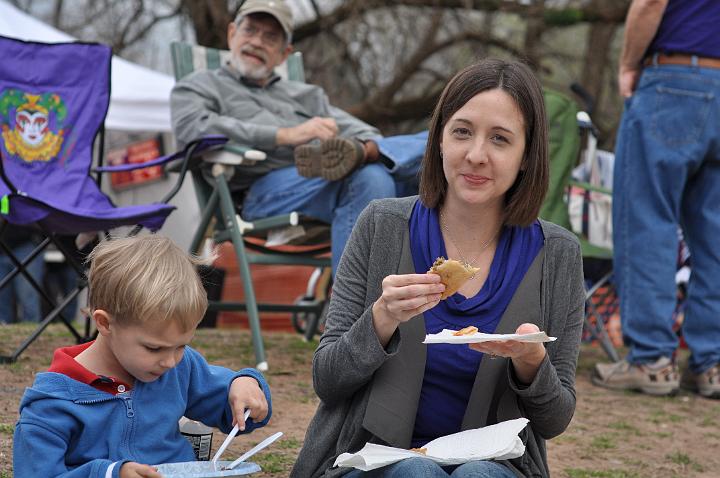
left=86, top=235, right=210, bottom=332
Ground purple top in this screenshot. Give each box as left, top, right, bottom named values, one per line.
left=408, top=201, right=543, bottom=447
left=648, top=0, right=720, bottom=60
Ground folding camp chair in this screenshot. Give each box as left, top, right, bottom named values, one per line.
left=170, top=42, right=332, bottom=371
left=539, top=88, right=620, bottom=362
left=0, top=35, right=216, bottom=363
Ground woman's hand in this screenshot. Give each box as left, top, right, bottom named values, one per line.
left=228, top=376, right=269, bottom=431
left=119, top=462, right=161, bottom=478
left=469, top=323, right=547, bottom=384
left=372, top=273, right=445, bottom=347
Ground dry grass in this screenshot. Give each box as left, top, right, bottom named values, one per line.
left=2, top=323, right=720, bottom=477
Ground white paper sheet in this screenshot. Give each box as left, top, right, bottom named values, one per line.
left=423, top=329, right=556, bottom=345
left=334, top=418, right=529, bottom=471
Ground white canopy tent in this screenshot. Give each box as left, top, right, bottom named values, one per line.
left=0, top=0, right=174, bottom=132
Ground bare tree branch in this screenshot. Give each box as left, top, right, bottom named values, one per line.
left=114, top=2, right=184, bottom=54
left=52, top=0, right=64, bottom=29
left=294, top=0, right=631, bottom=41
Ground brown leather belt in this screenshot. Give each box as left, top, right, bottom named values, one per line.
left=644, top=53, right=720, bottom=69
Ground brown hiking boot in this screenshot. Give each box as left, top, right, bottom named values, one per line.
left=592, top=356, right=679, bottom=396
left=680, top=364, right=720, bottom=399
left=295, top=137, right=365, bottom=181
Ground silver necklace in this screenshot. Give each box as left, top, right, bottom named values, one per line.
left=440, top=211, right=499, bottom=278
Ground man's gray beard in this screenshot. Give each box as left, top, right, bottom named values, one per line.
left=229, top=54, right=272, bottom=82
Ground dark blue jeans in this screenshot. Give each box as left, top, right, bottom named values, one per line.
left=0, top=241, right=44, bottom=323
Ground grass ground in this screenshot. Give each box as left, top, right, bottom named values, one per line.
left=1, top=323, right=719, bottom=477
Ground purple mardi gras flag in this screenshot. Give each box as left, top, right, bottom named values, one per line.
left=0, top=35, right=173, bottom=233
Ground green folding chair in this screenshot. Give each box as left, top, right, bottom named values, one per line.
left=540, top=89, right=619, bottom=362
left=170, top=42, right=332, bottom=371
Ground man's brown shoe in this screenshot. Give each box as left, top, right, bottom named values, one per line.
left=295, top=137, right=365, bottom=181
left=680, top=364, right=720, bottom=399
left=592, top=356, right=679, bottom=396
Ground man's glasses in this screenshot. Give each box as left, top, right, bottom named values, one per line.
left=237, top=24, right=284, bottom=47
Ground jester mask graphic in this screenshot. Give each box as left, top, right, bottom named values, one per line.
left=0, top=89, right=67, bottom=163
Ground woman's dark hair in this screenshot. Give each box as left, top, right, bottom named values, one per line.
left=418, top=58, right=549, bottom=226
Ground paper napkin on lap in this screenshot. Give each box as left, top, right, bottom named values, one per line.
left=423, top=329, right=556, bottom=345
left=334, top=418, right=529, bottom=471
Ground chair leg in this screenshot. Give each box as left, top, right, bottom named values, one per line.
left=303, top=267, right=332, bottom=342
left=216, top=176, right=268, bottom=371
left=584, top=271, right=621, bottom=362
left=189, top=188, right=219, bottom=255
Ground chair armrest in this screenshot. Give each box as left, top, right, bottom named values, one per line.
left=92, top=150, right=184, bottom=173
left=92, top=135, right=233, bottom=173
left=567, top=179, right=612, bottom=195
left=247, top=212, right=300, bottom=233
left=203, top=144, right=267, bottom=166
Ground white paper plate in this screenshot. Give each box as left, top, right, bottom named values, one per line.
left=423, top=330, right=556, bottom=345
left=154, top=461, right=261, bottom=477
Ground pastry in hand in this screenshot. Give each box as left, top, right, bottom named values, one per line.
left=409, top=447, right=427, bottom=455
left=428, top=257, right=480, bottom=299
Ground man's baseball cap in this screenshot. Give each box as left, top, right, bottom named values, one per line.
left=236, top=0, right=293, bottom=41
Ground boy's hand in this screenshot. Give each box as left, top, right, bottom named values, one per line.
left=119, top=462, right=161, bottom=478
left=229, top=376, right=268, bottom=431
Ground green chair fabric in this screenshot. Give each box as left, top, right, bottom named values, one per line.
left=539, top=89, right=618, bottom=361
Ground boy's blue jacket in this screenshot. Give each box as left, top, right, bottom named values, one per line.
left=13, top=346, right=271, bottom=478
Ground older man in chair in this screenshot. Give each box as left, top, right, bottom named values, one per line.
left=171, top=0, right=425, bottom=273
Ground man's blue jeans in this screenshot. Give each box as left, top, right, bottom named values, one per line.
left=613, top=63, right=720, bottom=373
left=343, top=458, right=516, bottom=477
left=0, top=241, right=44, bottom=323
left=242, top=132, right=426, bottom=273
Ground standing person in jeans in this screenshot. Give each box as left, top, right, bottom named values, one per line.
left=0, top=224, right=44, bottom=323
left=593, top=0, right=720, bottom=398
left=171, top=0, right=425, bottom=274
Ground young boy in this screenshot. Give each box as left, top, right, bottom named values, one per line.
left=13, top=235, right=271, bottom=478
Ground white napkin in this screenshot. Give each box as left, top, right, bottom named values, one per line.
left=423, top=329, right=556, bottom=345
left=334, top=418, right=529, bottom=471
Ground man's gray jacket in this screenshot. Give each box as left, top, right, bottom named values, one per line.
left=170, top=64, right=380, bottom=191
left=291, top=196, right=585, bottom=478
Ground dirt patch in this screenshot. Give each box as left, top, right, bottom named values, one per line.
left=2, top=324, right=719, bottom=477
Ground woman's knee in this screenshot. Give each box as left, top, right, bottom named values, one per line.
left=384, top=457, right=447, bottom=477
left=450, top=460, right=514, bottom=477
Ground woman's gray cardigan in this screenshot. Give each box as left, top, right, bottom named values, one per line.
left=291, top=196, right=585, bottom=478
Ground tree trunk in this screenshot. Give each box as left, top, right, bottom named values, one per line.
left=181, top=0, right=231, bottom=49
left=523, top=0, right=546, bottom=69
left=580, top=21, right=618, bottom=114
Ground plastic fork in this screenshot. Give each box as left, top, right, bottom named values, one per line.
left=211, top=409, right=250, bottom=470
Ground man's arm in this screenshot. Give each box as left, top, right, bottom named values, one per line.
left=172, top=73, right=344, bottom=150
left=170, top=79, right=278, bottom=150
left=618, top=0, right=669, bottom=97
left=329, top=104, right=382, bottom=141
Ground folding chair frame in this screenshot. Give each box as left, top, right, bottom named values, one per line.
left=0, top=132, right=215, bottom=363
left=0, top=220, right=93, bottom=363
left=184, top=157, right=331, bottom=371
